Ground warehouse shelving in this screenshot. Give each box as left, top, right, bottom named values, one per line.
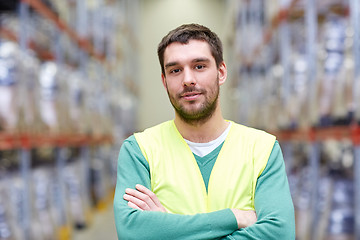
left=21, top=0, right=104, bottom=61
left=240, top=0, right=301, bottom=66
left=0, top=24, right=55, bottom=60
left=0, top=0, right=120, bottom=149
left=228, top=0, right=360, bottom=239
left=1, top=0, right=139, bottom=97
left=0, top=1, right=115, bottom=147
left=0, top=1, right=139, bottom=240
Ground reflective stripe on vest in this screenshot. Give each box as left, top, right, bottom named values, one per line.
left=134, top=120, right=276, bottom=214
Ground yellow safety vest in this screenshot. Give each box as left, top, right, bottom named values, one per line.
left=134, top=120, right=276, bottom=214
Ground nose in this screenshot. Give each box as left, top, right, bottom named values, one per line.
left=182, top=68, right=196, bottom=86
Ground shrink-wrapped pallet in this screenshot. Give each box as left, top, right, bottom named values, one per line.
left=0, top=41, right=20, bottom=134
left=38, top=62, right=74, bottom=136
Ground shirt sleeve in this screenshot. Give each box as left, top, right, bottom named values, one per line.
left=221, top=141, right=296, bottom=239
left=113, top=135, right=238, bottom=240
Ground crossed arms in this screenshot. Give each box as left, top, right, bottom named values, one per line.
left=124, top=184, right=257, bottom=229
left=113, top=136, right=296, bottom=239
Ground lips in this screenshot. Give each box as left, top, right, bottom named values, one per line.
left=181, top=91, right=202, bottom=101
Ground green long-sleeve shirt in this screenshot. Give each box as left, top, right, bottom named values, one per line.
left=113, top=136, right=295, bottom=239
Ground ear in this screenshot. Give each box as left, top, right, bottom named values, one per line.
left=161, top=73, right=167, bottom=88
left=218, top=61, right=227, bottom=86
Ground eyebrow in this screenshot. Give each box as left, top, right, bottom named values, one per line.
left=165, top=62, right=178, bottom=69
left=164, top=58, right=211, bottom=69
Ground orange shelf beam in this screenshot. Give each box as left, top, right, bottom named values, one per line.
left=0, top=132, right=113, bottom=150
left=0, top=133, right=20, bottom=150
left=272, top=124, right=360, bottom=145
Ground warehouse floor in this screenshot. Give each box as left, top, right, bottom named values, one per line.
left=73, top=205, right=117, bottom=240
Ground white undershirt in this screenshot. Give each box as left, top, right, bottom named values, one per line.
left=184, top=122, right=232, bottom=157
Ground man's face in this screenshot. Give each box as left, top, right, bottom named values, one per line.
left=161, top=40, right=226, bottom=124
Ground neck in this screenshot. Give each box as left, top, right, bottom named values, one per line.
left=174, top=107, right=229, bottom=143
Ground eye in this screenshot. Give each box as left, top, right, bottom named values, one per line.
left=170, top=68, right=181, bottom=74
left=195, top=65, right=205, bottom=70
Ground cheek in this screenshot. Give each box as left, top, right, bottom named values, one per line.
left=165, top=82, right=179, bottom=95
left=203, top=73, right=219, bottom=88
left=166, top=78, right=181, bottom=89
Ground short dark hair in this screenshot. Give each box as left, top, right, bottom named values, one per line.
left=157, top=23, right=223, bottom=76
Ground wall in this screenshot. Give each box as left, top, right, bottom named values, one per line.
left=137, top=0, right=235, bottom=130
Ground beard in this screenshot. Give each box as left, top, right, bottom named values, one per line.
left=166, top=78, right=220, bottom=126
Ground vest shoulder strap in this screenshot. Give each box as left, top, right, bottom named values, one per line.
left=134, top=120, right=175, bottom=162
left=232, top=122, right=276, bottom=176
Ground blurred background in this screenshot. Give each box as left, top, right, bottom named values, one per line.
left=0, top=0, right=359, bottom=239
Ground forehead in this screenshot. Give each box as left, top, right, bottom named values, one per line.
left=163, top=40, right=213, bottom=64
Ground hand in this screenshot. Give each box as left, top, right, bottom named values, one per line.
left=123, top=184, right=167, bottom=212
left=231, top=209, right=257, bottom=229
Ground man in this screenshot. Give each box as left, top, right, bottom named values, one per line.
left=114, top=23, right=295, bottom=239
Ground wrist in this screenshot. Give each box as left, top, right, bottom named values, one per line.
left=231, top=208, right=257, bottom=229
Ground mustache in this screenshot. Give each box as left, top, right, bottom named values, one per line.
left=179, top=86, right=204, bottom=96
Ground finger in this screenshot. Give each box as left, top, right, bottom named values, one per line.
left=125, top=187, right=151, bottom=201
left=127, top=201, right=142, bottom=211
left=126, top=186, right=158, bottom=209
left=135, top=185, right=167, bottom=212
left=135, top=184, right=163, bottom=208
left=125, top=188, right=157, bottom=209
left=123, top=193, right=150, bottom=211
